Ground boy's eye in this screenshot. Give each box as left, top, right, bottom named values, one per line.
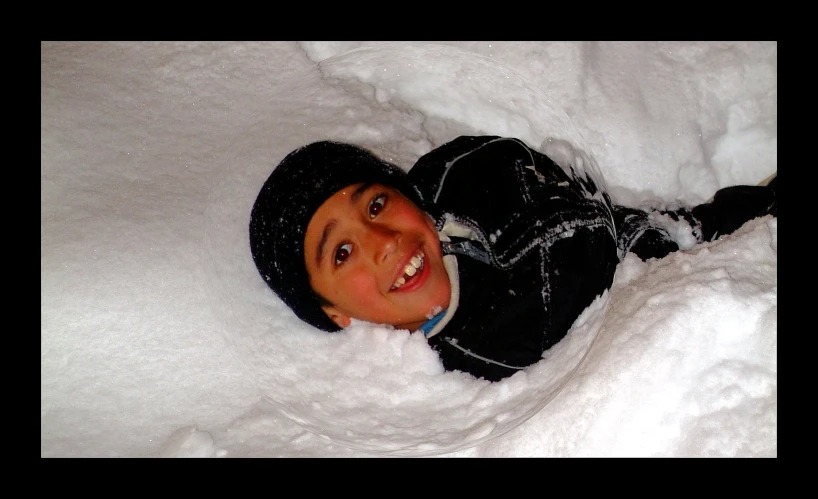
left=334, top=243, right=352, bottom=266
left=368, top=193, right=386, bottom=219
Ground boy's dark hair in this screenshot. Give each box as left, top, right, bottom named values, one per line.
left=249, top=141, right=425, bottom=332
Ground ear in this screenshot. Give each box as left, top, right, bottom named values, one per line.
left=322, top=305, right=352, bottom=328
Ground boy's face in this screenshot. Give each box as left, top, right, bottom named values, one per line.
left=304, top=183, right=451, bottom=331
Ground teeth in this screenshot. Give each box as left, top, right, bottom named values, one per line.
left=392, top=253, right=424, bottom=290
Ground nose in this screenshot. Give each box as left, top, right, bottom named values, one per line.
left=363, top=224, right=399, bottom=264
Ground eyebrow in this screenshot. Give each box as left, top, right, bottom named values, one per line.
left=316, top=220, right=337, bottom=267
left=350, top=182, right=373, bottom=202
left=315, top=183, right=374, bottom=267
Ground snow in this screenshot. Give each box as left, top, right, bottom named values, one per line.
left=41, top=41, right=776, bottom=457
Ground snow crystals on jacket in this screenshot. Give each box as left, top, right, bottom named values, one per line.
left=407, top=136, right=621, bottom=382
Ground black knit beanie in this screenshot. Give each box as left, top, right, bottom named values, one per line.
left=249, top=141, right=426, bottom=332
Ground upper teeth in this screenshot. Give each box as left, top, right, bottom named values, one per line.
left=393, top=254, right=424, bottom=289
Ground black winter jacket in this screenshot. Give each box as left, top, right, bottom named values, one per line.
left=407, top=136, right=776, bottom=381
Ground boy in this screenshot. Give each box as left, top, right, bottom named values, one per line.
left=249, top=136, right=776, bottom=381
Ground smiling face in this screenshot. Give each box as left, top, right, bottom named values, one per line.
left=304, top=183, right=451, bottom=331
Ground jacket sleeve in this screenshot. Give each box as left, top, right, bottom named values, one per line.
left=615, top=177, right=777, bottom=261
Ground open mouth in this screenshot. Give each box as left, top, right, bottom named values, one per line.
left=391, top=252, right=424, bottom=291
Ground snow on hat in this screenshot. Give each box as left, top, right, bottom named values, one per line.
left=249, top=141, right=425, bottom=332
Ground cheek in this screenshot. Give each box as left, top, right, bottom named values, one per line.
left=333, top=271, right=379, bottom=303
